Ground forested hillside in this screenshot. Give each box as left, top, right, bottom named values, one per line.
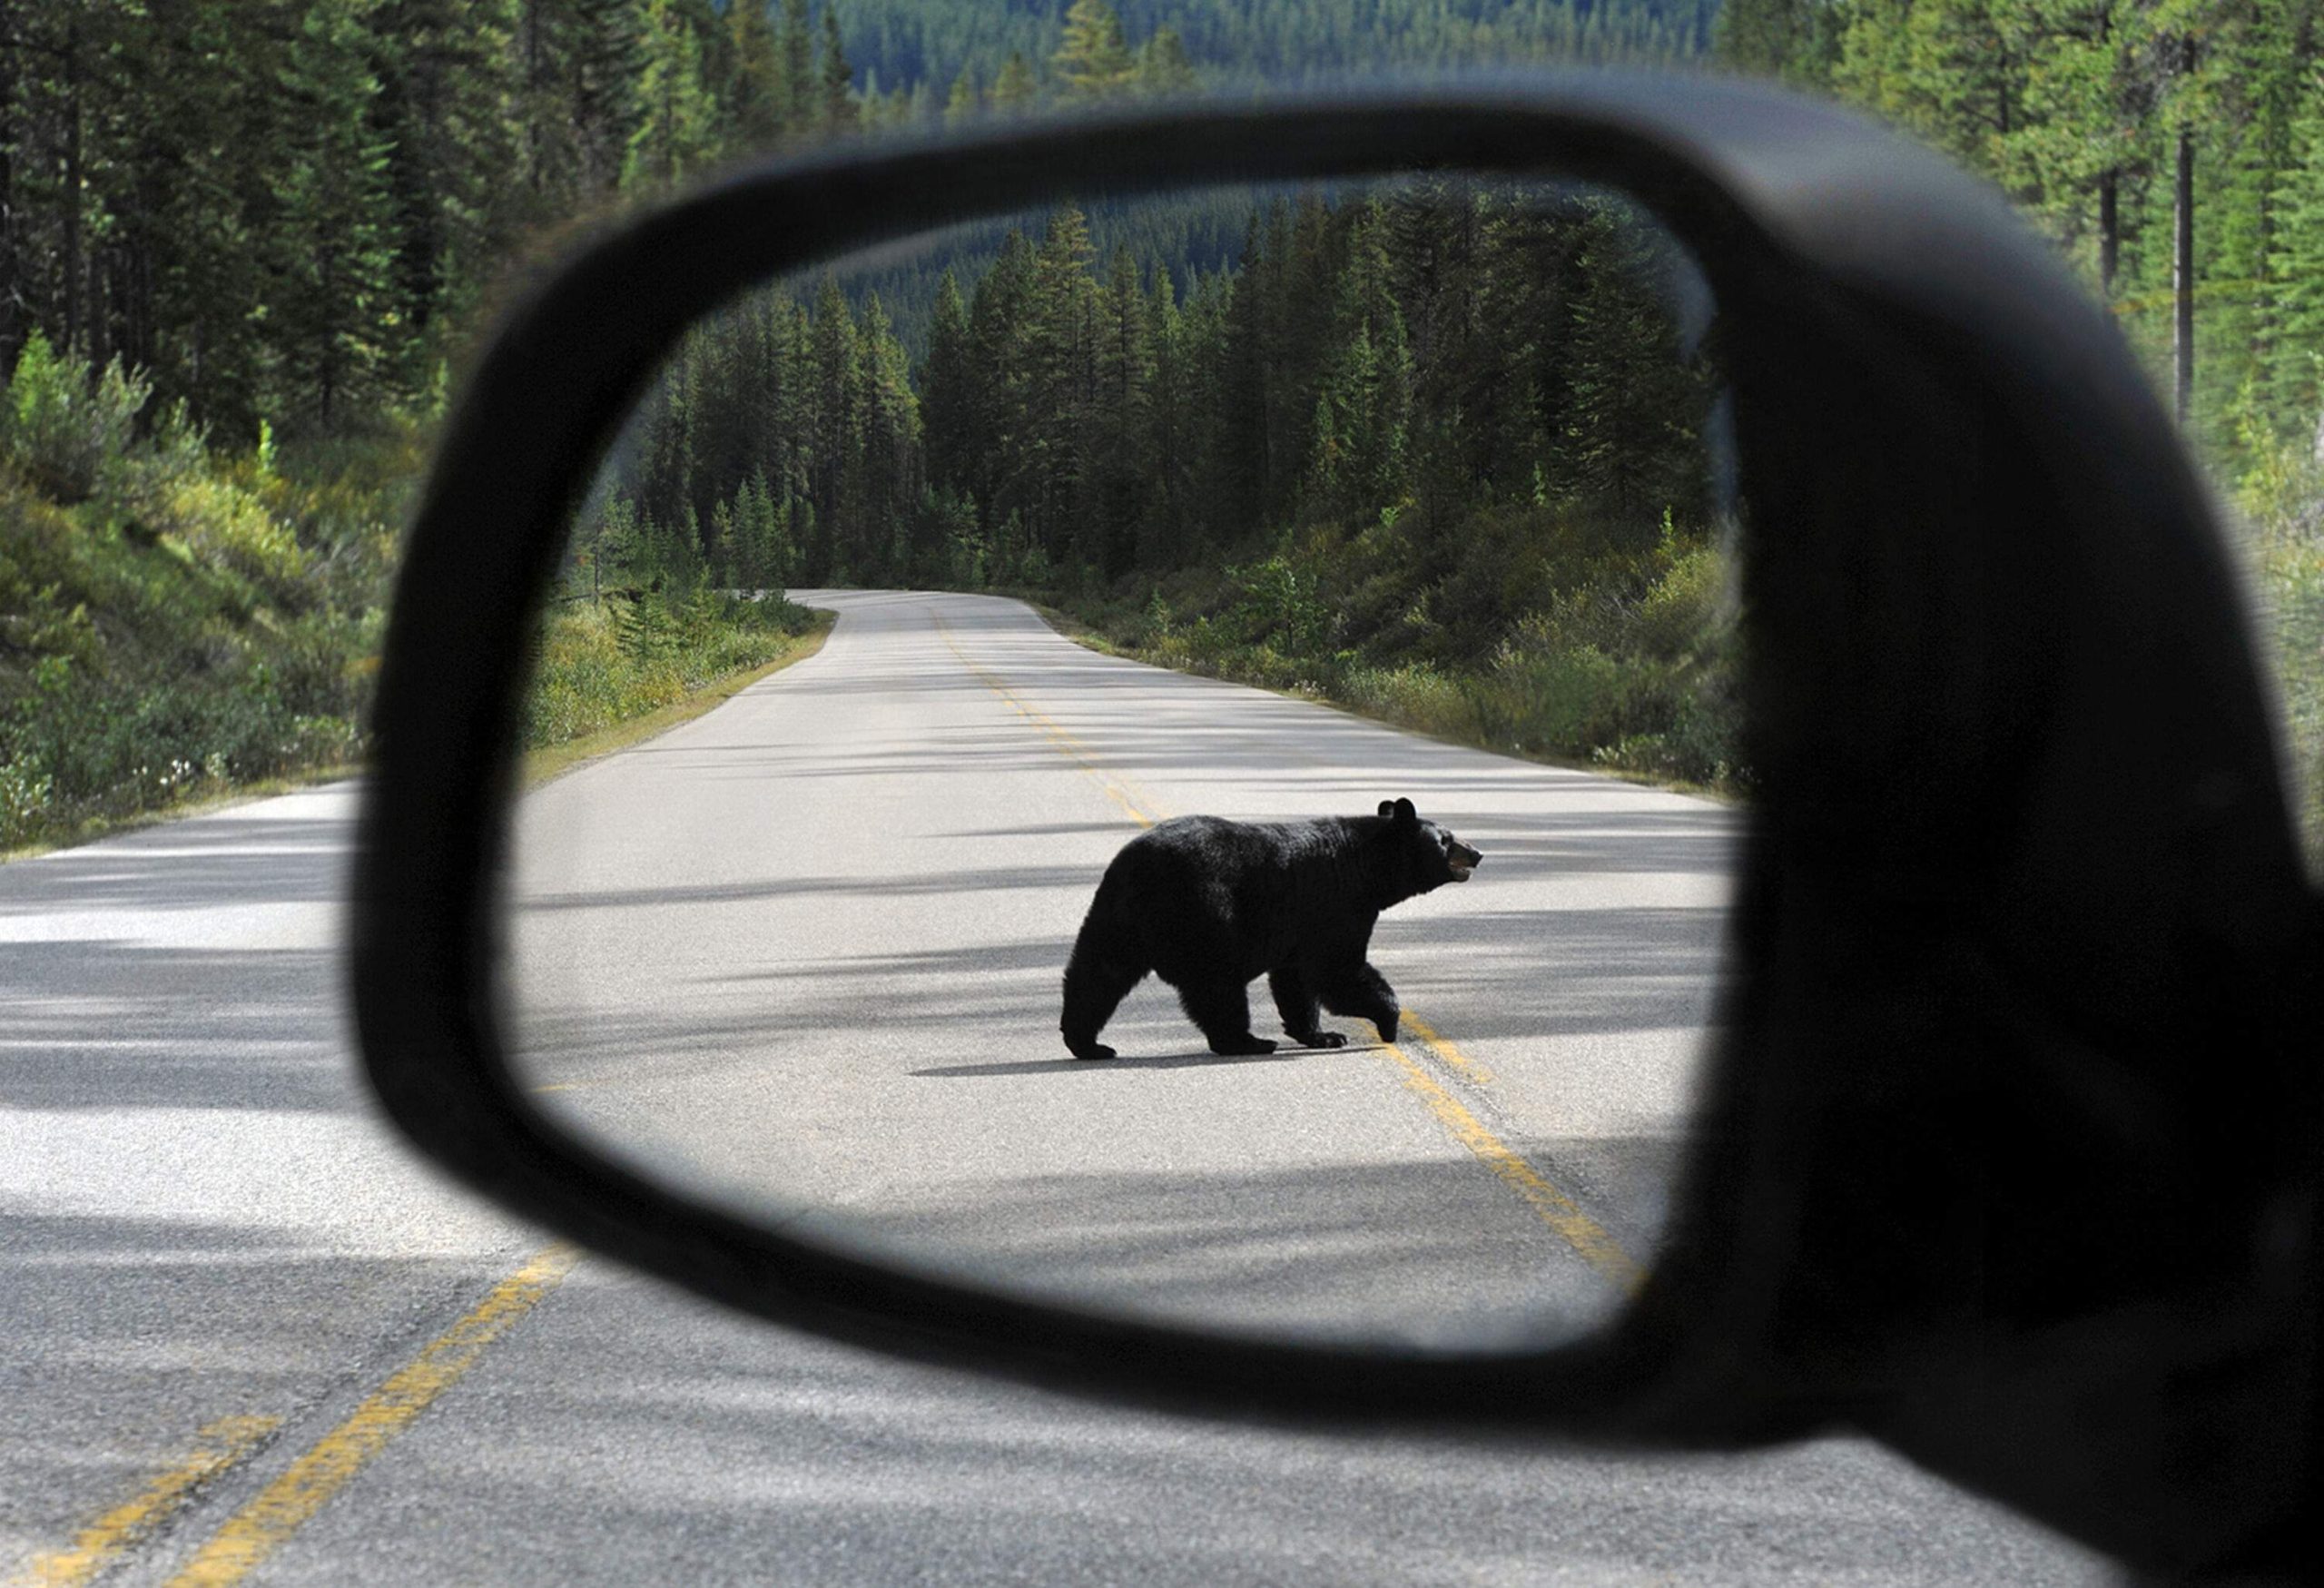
left=0, top=0, right=1728, bottom=852
left=5, top=0, right=2321, bottom=853
left=837, top=0, right=1717, bottom=99
left=594, top=182, right=1742, bottom=784
left=1716, top=0, right=2324, bottom=852
left=0, top=0, right=896, bottom=849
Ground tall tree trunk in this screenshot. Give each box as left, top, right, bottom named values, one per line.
left=521, top=0, right=545, bottom=198
left=86, top=246, right=106, bottom=370
left=61, top=19, right=82, bottom=355
left=2099, top=169, right=2119, bottom=295
left=2174, top=123, right=2194, bottom=424
left=0, top=26, right=22, bottom=375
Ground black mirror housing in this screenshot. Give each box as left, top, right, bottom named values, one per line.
left=352, top=76, right=2322, bottom=1578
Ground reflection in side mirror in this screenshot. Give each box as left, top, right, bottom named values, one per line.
left=503, top=174, right=1740, bottom=1350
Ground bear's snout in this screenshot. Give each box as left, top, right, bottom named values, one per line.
left=1447, top=841, right=1482, bottom=882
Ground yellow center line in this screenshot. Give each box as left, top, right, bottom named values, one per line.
left=162, top=1245, right=581, bottom=1587
left=1397, top=1006, right=1495, bottom=1088
left=15, top=1416, right=281, bottom=1588
left=1379, top=1043, right=1644, bottom=1293
left=933, top=612, right=1156, bottom=828
left=936, top=603, right=1640, bottom=1287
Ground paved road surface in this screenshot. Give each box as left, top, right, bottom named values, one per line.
left=2, top=590, right=2112, bottom=1583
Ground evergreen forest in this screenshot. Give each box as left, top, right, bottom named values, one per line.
left=2, top=0, right=2321, bottom=854
left=593, top=183, right=1740, bottom=784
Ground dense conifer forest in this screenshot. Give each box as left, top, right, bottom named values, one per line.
left=591, top=182, right=1743, bottom=783
left=2, top=0, right=2320, bottom=850
left=610, top=188, right=1709, bottom=590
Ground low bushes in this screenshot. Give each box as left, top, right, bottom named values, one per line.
left=1054, top=505, right=1747, bottom=792
left=2, top=339, right=404, bottom=852
left=1, top=338, right=833, bottom=854
left=1, top=487, right=386, bottom=851
left=525, top=588, right=822, bottom=748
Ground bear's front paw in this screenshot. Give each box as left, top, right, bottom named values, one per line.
left=1292, top=1031, right=1348, bottom=1050
left=1371, top=1011, right=1399, bottom=1043
left=1209, top=1034, right=1277, bottom=1057
left=1067, top=1041, right=1118, bottom=1061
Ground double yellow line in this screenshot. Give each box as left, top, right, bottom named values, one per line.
left=933, top=607, right=1642, bottom=1294
left=19, top=601, right=1636, bottom=1586
left=15, top=1246, right=578, bottom=1588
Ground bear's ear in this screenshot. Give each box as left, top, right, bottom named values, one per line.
left=1385, top=797, right=1416, bottom=825
left=1378, top=800, right=1396, bottom=818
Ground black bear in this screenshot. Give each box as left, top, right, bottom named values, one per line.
left=1059, top=797, right=1482, bottom=1060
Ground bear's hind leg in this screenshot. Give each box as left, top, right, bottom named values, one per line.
left=1268, top=966, right=1344, bottom=1049
left=1177, top=978, right=1276, bottom=1057
left=1317, top=959, right=1400, bottom=1043
left=1061, top=926, right=1147, bottom=1061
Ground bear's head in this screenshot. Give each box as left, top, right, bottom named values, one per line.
left=1376, top=797, right=1482, bottom=897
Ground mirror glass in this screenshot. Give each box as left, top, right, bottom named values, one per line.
left=504, top=173, right=1742, bottom=1350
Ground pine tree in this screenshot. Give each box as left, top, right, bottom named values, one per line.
left=1143, top=266, right=1193, bottom=562
left=1085, top=249, right=1156, bottom=572
left=370, top=0, right=523, bottom=372
left=513, top=0, right=647, bottom=205
left=269, top=0, right=402, bottom=428
left=725, top=0, right=787, bottom=152
left=1836, top=0, right=2023, bottom=174
left=968, top=228, right=1039, bottom=522
left=820, top=8, right=855, bottom=137
left=1055, top=0, right=1136, bottom=101
left=1307, top=206, right=1413, bottom=520
left=625, top=0, right=722, bottom=190
left=853, top=291, right=921, bottom=571
left=1559, top=201, right=1709, bottom=530
left=2267, top=64, right=2324, bottom=439
left=989, top=51, right=1039, bottom=115
left=1714, top=0, right=1840, bottom=84
left=1027, top=205, right=1101, bottom=558
left=2188, top=0, right=2319, bottom=435
left=779, top=0, right=815, bottom=138
left=920, top=269, right=980, bottom=494
left=1132, top=27, right=1200, bottom=96
left=944, top=68, right=980, bottom=125
left=809, top=273, right=861, bottom=577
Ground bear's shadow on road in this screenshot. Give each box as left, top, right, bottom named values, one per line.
left=911, top=1042, right=1378, bottom=1078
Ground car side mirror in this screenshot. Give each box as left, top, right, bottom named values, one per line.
left=352, top=76, right=2322, bottom=1580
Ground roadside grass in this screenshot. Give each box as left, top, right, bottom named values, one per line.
left=1, top=341, right=410, bottom=860
left=0, top=761, right=366, bottom=863
left=1, top=337, right=838, bottom=861
left=0, top=616, right=835, bottom=861
left=522, top=614, right=832, bottom=786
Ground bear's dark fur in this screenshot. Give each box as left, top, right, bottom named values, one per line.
left=1060, top=797, right=1482, bottom=1060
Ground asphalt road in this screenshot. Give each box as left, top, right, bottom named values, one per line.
left=1, top=589, right=2114, bottom=1584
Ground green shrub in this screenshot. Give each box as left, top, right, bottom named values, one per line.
left=0, top=411, right=405, bottom=850
left=1228, top=554, right=1333, bottom=656
left=0, top=755, right=53, bottom=849
left=1631, top=542, right=1727, bottom=660
left=2, top=333, right=152, bottom=504
left=1472, top=639, right=1635, bottom=755
left=1341, top=662, right=1475, bottom=739
left=1052, top=508, right=1746, bottom=794
left=524, top=591, right=818, bottom=750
